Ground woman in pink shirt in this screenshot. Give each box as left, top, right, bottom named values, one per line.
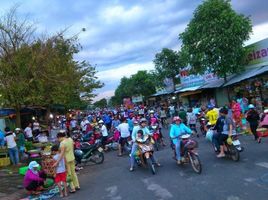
left=23, top=161, right=47, bottom=195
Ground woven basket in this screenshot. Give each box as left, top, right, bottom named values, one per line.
left=41, top=155, right=56, bottom=176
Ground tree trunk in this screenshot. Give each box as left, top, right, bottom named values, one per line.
left=15, top=106, right=21, bottom=128
left=45, top=106, right=51, bottom=125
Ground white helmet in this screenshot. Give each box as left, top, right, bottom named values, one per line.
left=15, top=128, right=21, bottom=131
left=248, top=104, right=255, bottom=109
left=98, top=120, right=104, bottom=124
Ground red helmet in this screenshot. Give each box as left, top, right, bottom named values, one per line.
left=173, top=116, right=181, bottom=122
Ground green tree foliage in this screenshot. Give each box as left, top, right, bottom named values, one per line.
left=112, top=70, right=156, bottom=106
left=93, top=98, right=107, bottom=109
left=153, top=48, right=184, bottom=90
left=179, top=0, right=252, bottom=80
left=0, top=7, right=103, bottom=126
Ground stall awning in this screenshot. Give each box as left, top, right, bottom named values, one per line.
left=151, top=90, right=173, bottom=97
left=224, top=65, right=268, bottom=87
left=179, top=90, right=202, bottom=97
left=175, top=86, right=201, bottom=93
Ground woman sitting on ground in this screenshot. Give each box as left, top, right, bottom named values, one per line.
left=23, top=161, right=47, bottom=195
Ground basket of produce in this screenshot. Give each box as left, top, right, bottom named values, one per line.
left=41, top=155, right=56, bottom=177
left=0, top=153, right=10, bottom=167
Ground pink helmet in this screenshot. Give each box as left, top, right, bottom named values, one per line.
left=173, top=116, right=181, bottom=122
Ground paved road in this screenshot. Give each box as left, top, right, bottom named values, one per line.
left=56, top=129, right=268, bottom=200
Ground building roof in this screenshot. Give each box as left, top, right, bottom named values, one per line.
left=223, top=65, right=268, bottom=87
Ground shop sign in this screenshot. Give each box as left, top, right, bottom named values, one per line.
left=163, top=78, right=175, bottom=92
left=246, top=38, right=268, bottom=67
left=132, top=96, right=143, bottom=103
left=179, top=69, right=218, bottom=88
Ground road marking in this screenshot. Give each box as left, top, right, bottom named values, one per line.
left=256, top=162, right=268, bottom=169
left=244, top=178, right=256, bottom=182
left=105, top=186, right=122, bottom=200
left=227, top=196, right=240, bottom=200
left=142, top=179, right=173, bottom=200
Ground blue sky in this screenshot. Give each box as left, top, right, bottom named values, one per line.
left=1, top=0, right=268, bottom=101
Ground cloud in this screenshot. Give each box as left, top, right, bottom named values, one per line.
left=1, top=0, right=268, bottom=102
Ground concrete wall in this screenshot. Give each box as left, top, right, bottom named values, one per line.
left=215, top=88, right=229, bottom=107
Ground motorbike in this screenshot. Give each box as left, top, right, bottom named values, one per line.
left=199, top=117, right=207, bottom=136
left=171, top=134, right=202, bottom=174
left=74, top=139, right=104, bottom=165
left=211, top=132, right=242, bottom=162
left=135, top=135, right=157, bottom=175
left=103, top=129, right=120, bottom=150
left=150, top=125, right=162, bottom=151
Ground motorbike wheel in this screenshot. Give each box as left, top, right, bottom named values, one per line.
left=189, top=152, right=202, bottom=174
left=229, top=145, right=240, bottom=162
left=147, top=157, right=156, bottom=175
left=90, top=150, right=104, bottom=164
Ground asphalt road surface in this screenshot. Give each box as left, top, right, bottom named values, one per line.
left=55, top=128, right=268, bottom=200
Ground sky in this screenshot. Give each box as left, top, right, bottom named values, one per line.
left=1, top=0, right=268, bottom=102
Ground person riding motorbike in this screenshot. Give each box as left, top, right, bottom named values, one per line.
left=216, top=107, right=236, bottom=158
left=212, top=107, right=228, bottom=152
left=169, top=116, right=193, bottom=165
left=129, top=118, right=160, bottom=171
left=206, top=105, right=218, bottom=126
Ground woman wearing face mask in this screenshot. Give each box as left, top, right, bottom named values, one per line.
left=23, top=161, right=47, bottom=195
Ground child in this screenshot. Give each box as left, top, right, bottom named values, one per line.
left=15, top=128, right=25, bottom=159
left=52, top=145, right=67, bottom=197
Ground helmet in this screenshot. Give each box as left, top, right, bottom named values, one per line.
left=264, top=109, right=268, bottom=114
left=139, top=118, right=147, bottom=124
left=149, top=110, right=154, bottom=114
left=98, top=120, right=104, bottom=124
left=173, top=116, right=181, bottom=122
left=59, top=129, right=66, bottom=133
left=248, top=104, right=255, bottom=109
left=15, top=128, right=21, bottom=131
left=219, top=107, right=228, bottom=115
left=133, top=120, right=139, bottom=124
left=207, top=104, right=214, bottom=109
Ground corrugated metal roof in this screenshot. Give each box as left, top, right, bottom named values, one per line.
left=175, top=85, right=201, bottom=93
left=223, top=65, right=268, bottom=86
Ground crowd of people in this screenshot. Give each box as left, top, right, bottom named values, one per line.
left=0, top=100, right=267, bottom=197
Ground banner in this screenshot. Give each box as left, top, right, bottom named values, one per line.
left=246, top=38, right=268, bottom=67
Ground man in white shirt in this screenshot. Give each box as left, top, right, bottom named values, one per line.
left=4, top=127, right=19, bottom=165
left=117, top=118, right=130, bottom=156
left=24, top=123, right=33, bottom=141
left=33, top=120, right=40, bottom=136
left=80, top=118, right=89, bottom=132
left=99, top=120, right=108, bottom=151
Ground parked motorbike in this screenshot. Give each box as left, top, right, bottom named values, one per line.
left=74, top=139, right=104, bottom=165
left=171, top=134, right=202, bottom=174
left=104, top=129, right=120, bottom=150
left=135, top=135, right=157, bottom=175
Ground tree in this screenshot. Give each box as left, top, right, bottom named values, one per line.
left=0, top=6, right=36, bottom=126
left=0, top=7, right=103, bottom=126
left=179, top=0, right=252, bottom=80
left=113, top=70, right=156, bottom=105
left=93, top=98, right=107, bottom=109
left=153, top=48, right=185, bottom=90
